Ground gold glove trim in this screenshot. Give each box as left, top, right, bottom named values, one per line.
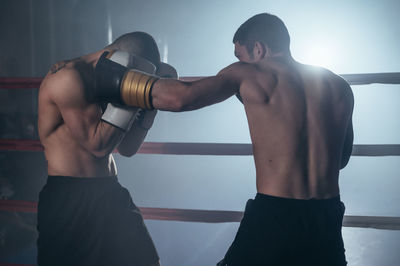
left=121, top=70, right=158, bottom=109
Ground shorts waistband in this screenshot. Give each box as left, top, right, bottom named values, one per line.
left=47, top=175, right=118, bottom=184
left=255, top=193, right=341, bottom=207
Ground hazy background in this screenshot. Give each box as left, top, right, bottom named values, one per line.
left=0, top=0, right=399, bottom=265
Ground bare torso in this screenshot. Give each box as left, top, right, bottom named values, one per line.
left=38, top=51, right=119, bottom=177
left=237, top=58, right=353, bottom=199
left=145, top=53, right=354, bottom=200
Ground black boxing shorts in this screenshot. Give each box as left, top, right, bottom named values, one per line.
left=218, top=193, right=347, bottom=266
left=37, top=175, right=159, bottom=266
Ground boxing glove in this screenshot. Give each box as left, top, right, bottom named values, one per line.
left=95, top=51, right=159, bottom=110
left=99, top=50, right=156, bottom=131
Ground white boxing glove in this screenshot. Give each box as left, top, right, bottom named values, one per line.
left=101, top=103, right=141, bottom=131
left=101, top=50, right=156, bottom=131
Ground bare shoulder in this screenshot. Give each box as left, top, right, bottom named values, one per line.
left=49, top=60, right=70, bottom=74
left=317, top=66, right=354, bottom=105
left=219, top=61, right=253, bottom=75
left=324, top=67, right=353, bottom=98
left=217, top=61, right=262, bottom=83
left=40, top=61, right=86, bottom=106
left=303, top=64, right=352, bottom=92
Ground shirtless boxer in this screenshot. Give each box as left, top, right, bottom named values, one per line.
left=37, top=31, right=177, bottom=266
left=95, top=13, right=353, bottom=266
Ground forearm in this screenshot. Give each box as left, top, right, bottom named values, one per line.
left=60, top=103, right=126, bottom=158
left=86, top=120, right=125, bottom=158
left=151, top=75, right=238, bottom=111
left=151, top=79, right=190, bottom=111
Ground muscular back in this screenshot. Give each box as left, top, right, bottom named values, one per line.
left=151, top=54, right=354, bottom=199
left=38, top=52, right=121, bottom=177
left=238, top=59, right=354, bottom=199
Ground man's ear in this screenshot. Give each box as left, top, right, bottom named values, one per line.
left=253, top=41, right=267, bottom=60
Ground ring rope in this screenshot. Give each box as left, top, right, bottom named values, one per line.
left=1, top=72, right=400, bottom=89
left=1, top=139, right=400, bottom=156
left=0, top=77, right=43, bottom=89
left=0, top=263, right=35, bottom=266
left=1, top=199, right=399, bottom=230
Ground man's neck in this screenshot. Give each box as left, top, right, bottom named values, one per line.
left=264, top=51, right=294, bottom=64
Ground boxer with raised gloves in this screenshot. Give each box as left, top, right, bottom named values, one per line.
left=99, top=50, right=157, bottom=131
left=37, top=31, right=163, bottom=266
left=95, top=51, right=159, bottom=110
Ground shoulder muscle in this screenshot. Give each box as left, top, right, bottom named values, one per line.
left=42, top=67, right=86, bottom=109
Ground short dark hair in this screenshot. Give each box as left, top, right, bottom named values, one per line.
left=233, top=13, right=290, bottom=54
left=107, top=31, right=160, bottom=67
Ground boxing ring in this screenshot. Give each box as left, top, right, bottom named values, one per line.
left=0, top=73, right=400, bottom=266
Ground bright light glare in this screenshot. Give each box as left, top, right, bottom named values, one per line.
left=298, top=39, right=340, bottom=69
left=163, top=42, right=169, bottom=63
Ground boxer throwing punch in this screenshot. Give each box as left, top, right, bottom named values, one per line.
left=38, top=31, right=177, bottom=266
left=96, top=13, right=353, bottom=266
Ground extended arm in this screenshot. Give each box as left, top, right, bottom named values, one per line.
left=95, top=53, right=245, bottom=113
left=151, top=67, right=240, bottom=111
left=95, top=52, right=243, bottom=112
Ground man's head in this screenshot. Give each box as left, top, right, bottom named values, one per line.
left=106, top=31, right=161, bottom=68
left=233, top=13, right=290, bottom=62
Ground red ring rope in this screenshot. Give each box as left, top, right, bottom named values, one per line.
left=1, top=139, right=400, bottom=156
left=1, top=199, right=400, bottom=230
left=1, top=73, right=400, bottom=89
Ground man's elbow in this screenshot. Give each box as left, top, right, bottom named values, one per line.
left=340, top=149, right=353, bottom=169
left=340, top=158, right=349, bottom=169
